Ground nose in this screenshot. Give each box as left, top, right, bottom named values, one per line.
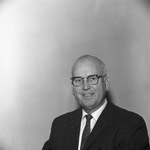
left=82, top=79, right=90, bottom=90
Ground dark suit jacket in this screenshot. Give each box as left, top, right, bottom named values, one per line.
left=42, top=102, right=150, bottom=150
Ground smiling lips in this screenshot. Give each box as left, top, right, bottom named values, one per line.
left=82, top=93, right=94, bottom=98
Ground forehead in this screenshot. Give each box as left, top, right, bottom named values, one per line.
left=72, top=59, right=104, bottom=76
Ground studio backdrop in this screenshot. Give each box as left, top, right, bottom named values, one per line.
left=0, top=0, right=150, bottom=150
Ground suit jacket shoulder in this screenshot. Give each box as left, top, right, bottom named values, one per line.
left=109, top=102, right=148, bottom=130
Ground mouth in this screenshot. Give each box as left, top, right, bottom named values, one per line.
left=82, top=93, right=94, bottom=98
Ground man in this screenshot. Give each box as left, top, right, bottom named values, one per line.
left=42, top=55, right=150, bottom=150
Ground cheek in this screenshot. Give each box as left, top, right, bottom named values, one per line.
left=96, top=85, right=106, bottom=98
left=73, top=87, right=80, bottom=96
left=73, top=87, right=84, bottom=102
left=95, top=85, right=104, bottom=96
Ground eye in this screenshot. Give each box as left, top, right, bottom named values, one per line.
left=74, top=78, right=82, bottom=83
left=88, top=76, right=98, bottom=84
left=89, top=76, right=97, bottom=81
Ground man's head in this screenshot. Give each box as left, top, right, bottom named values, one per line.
left=71, top=55, right=109, bottom=114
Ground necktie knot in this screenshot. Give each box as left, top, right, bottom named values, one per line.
left=85, top=114, right=93, bottom=122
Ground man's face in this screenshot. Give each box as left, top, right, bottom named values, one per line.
left=72, top=59, right=109, bottom=114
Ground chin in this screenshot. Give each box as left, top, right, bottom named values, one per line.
left=83, top=104, right=95, bottom=110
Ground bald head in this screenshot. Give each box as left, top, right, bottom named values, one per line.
left=71, top=55, right=107, bottom=76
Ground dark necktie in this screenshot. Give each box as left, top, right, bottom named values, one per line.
left=80, top=114, right=93, bottom=150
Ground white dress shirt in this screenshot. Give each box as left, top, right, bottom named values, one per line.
left=78, top=99, right=107, bottom=150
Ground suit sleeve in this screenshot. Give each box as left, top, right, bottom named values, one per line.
left=117, top=116, right=150, bottom=150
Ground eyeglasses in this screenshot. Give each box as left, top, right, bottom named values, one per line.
left=70, top=74, right=107, bottom=87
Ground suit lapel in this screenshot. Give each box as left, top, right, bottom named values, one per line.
left=82, top=102, right=115, bottom=150
left=67, top=108, right=82, bottom=150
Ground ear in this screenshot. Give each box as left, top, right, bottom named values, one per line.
left=104, top=76, right=109, bottom=91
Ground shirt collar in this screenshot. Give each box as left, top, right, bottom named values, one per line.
left=82, top=99, right=107, bottom=121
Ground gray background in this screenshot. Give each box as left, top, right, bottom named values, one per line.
left=0, top=0, right=150, bottom=150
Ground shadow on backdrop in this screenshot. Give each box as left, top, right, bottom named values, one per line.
left=0, top=144, right=11, bottom=150
left=106, top=90, right=114, bottom=104
left=139, top=0, right=150, bottom=12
